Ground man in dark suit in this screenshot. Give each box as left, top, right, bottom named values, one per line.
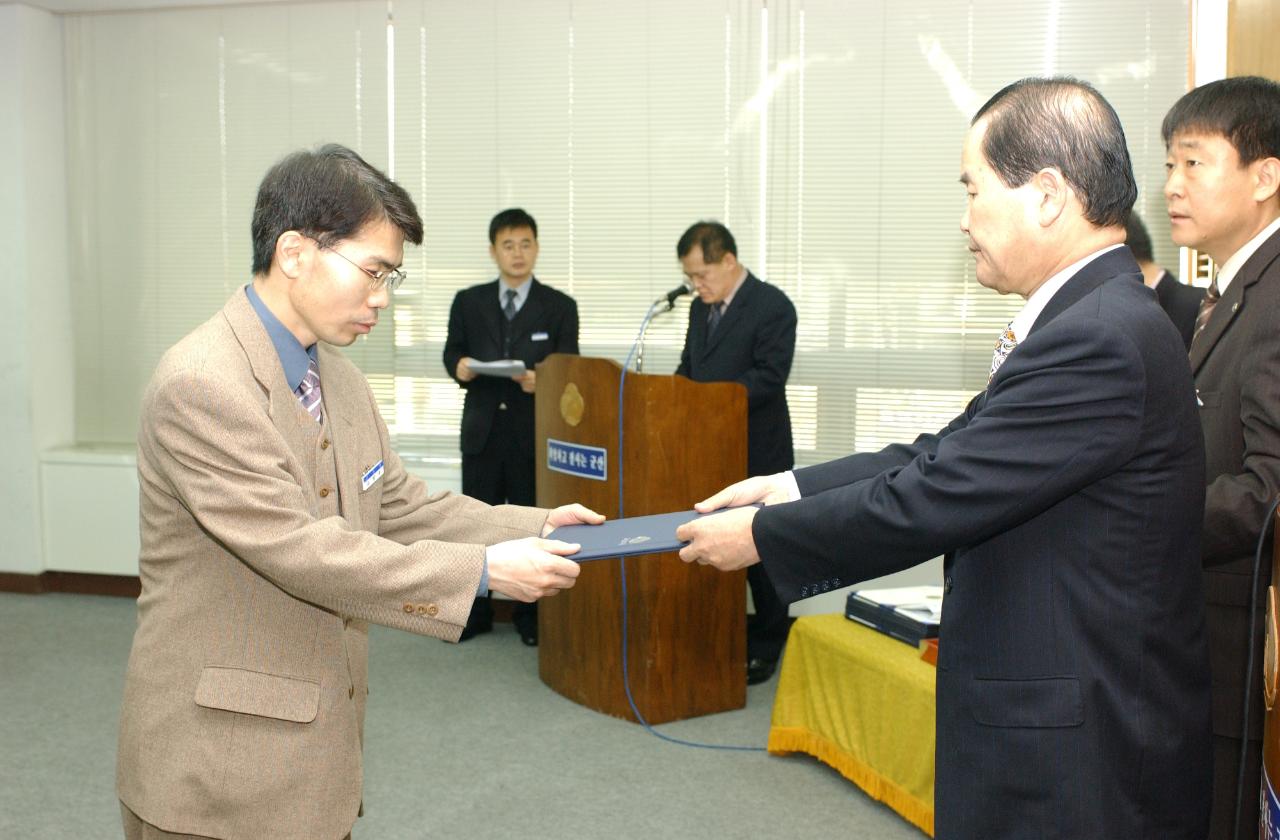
left=444, top=208, right=580, bottom=645
left=1125, top=211, right=1204, bottom=349
left=674, top=221, right=797, bottom=685
left=1162, top=75, right=1280, bottom=840
left=678, top=78, right=1211, bottom=839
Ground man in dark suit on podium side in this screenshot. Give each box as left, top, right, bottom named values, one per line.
left=678, top=78, right=1211, bottom=839
left=1125, top=211, right=1203, bottom=349
left=1162, top=75, right=1280, bottom=840
left=444, top=208, right=580, bottom=646
left=674, top=220, right=797, bottom=685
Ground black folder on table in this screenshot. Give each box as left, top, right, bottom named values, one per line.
left=844, top=587, right=942, bottom=647
left=547, top=508, right=750, bottom=562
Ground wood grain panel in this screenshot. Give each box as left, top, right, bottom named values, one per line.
left=535, top=354, right=748, bottom=724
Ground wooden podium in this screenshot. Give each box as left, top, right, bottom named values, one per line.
left=534, top=353, right=748, bottom=724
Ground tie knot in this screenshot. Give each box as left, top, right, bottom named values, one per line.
left=1205, top=275, right=1221, bottom=302
left=297, top=357, right=323, bottom=423
left=988, top=321, right=1018, bottom=384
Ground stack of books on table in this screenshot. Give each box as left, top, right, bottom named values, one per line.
left=844, top=585, right=942, bottom=648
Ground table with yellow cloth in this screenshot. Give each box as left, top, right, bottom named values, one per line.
left=768, top=613, right=936, bottom=836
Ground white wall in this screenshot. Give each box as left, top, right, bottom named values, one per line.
left=0, top=4, right=75, bottom=575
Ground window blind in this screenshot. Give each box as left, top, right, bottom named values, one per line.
left=65, top=0, right=1187, bottom=470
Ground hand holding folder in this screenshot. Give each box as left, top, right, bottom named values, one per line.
left=547, top=506, right=758, bottom=562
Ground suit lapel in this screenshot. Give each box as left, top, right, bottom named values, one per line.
left=689, top=298, right=709, bottom=360
left=222, top=290, right=318, bottom=463
left=1027, top=247, right=1141, bottom=336
left=508, top=278, right=546, bottom=349
left=478, top=281, right=503, bottom=351
left=1189, top=227, right=1280, bottom=374
left=222, top=289, right=362, bottom=525
left=701, top=273, right=758, bottom=359
left=316, top=345, right=362, bottom=524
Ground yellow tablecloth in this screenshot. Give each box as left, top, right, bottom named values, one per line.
left=768, top=613, right=936, bottom=836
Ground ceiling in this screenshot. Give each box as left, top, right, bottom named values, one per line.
left=5, top=0, right=303, bottom=14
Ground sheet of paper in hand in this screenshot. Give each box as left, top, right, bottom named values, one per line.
left=468, top=359, right=527, bottom=377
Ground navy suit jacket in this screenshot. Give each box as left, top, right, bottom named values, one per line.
left=753, top=249, right=1211, bottom=839
left=443, top=278, right=578, bottom=456
left=676, top=272, right=796, bottom=476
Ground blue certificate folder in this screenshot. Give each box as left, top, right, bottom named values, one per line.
left=547, top=508, right=747, bottom=562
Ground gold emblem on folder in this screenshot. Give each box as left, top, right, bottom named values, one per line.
left=560, top=383, right=585, bottom=427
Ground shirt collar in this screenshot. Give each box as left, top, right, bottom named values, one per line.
left=1007, top=244, right=1125, bottom=343
left=244, top=283, right=317, bottom=391
left=498, top=277, right=534, bottom=309
left=1216, top=215, right=1280, bottom=295
left=720, top=268, right=749, bottom=311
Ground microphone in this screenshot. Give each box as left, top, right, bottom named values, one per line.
left=661, top=280, right=692, bottom=309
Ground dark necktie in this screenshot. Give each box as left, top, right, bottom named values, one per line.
left=707, top=302, right=724, bottom=336
left=503, top=288, right=518, bottom=321
left=296, top=357, right=323, bottom=423
left=1191, top=274, right=1221, bottom=344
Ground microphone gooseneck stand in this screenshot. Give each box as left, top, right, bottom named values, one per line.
left=613, top=289, right=764, bottom=753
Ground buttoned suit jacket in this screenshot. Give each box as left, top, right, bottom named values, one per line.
left=1155, top=269, right=1205, bottom=350
left=676, top=272, right=796, bottom=476
left=1191, top=225, right=1280, bottom=746
left=753, top=249, right=1212, bottom=839
left=443, top=278, right=579, bottom=457
left=117, top=290, right=546, bottom=840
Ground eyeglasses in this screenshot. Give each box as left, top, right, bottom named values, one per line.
left=309, top=236, right=407, bottom=293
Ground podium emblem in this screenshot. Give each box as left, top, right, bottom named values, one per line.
left=560, top=383, right=585, bottom=427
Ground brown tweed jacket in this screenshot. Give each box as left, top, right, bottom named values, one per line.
left=117, top=289, right=546, bottom=839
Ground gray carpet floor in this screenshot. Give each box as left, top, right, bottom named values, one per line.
left=0, top=592, right=926, bottom=839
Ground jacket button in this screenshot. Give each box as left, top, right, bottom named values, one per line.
left=321, top=438, right=330, bottom=450
left=403, top=603, right=414, bottom=614
left=319, top=487, right=331, bottom=498
left=498, top=402, right=508, bottom=411
left=416, top=605, right=428, bottom=615
left=426, top=604, right=439, bottom=617
left=944, top=576, right=954, bottom=595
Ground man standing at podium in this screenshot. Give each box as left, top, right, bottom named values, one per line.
left=445, top=209, right=581, bottom=646
left=674, top=220, right=797, bottom=685
left=678, top=78, right=1211, bottom=839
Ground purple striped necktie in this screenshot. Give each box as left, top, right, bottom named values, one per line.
left=297, top=357, right=323, bottom=423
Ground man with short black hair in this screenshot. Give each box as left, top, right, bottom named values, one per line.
left=1162, top=74, right=1280, bottom=840
left=1125, top=211, right=1203, bottom=348
left=444, top=208, right=580, bottom=646
left=680, top=78, right=1211, bottom=839
left=117, top=146, right=600, bottom=840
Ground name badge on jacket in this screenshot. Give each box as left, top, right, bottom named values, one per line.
left=361, top=461, right=384, bottom=491
left=531, top=332, right=549, bottom=341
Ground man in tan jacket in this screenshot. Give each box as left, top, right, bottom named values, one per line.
left=116, top=144, right=600, bottom=840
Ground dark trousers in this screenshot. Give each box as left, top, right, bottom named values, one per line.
left=462, top=407, right=536, bottom=634
left=1209, top=733, right=1262, bottom=840
left=747, top=564, right=791, bottom=662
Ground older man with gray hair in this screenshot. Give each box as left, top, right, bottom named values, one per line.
left=680, top=78, right=1212, bottom=839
